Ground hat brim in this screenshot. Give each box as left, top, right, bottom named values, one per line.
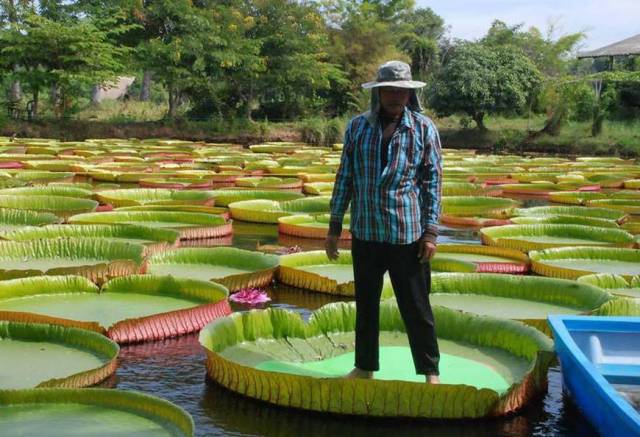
left=361, top=80, right=426, bottom=89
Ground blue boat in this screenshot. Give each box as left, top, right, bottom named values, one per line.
left=549, top=315, right=640, bottom=437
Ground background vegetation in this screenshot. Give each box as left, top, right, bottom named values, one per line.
left=0, top=1, right=639, bottom=154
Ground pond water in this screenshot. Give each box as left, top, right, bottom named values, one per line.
left=114, top=199, right=599, bottom=436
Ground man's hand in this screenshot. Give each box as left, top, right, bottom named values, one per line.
left=325, top=235, right=339, bottom=260
left=417, top=240, right=437, bottom=263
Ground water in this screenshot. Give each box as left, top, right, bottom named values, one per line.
left=113, top=212, right=599, bottom=436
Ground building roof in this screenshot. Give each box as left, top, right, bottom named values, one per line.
left=578, top=34, right=640, bottom=59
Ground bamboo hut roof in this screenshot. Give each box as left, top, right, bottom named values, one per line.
left=578, top=34, right=640, bottom=59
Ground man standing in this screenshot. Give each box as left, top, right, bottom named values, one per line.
left=325, top=60, right=442, bottom=384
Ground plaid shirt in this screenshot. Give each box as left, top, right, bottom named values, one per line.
left=329, top=107, right=442, bottom=244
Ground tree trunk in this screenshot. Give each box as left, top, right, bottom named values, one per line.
left=245, top=84, right=254, bottom=121
left=167, top=85, right=177, bottom=119
left=91, top=85, right=101, bottom=105
left=473, top=112, right=487, bottom=131
left=31, top=88, right=39, bottom=120
left=140, top=71, right=153, bottom=101
left=9, top=79, right=21, bottom=102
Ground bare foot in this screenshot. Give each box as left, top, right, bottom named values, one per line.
left=344, top=367, right=374, bottom=379
left=425, top=375, right=440, bottom=384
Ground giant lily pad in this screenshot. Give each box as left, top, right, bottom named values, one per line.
left=303, top=182, right=334, bottom=195
left=0, top=275, right=231, bottom=344
left=277, top=250, right=394, bottom=297
left=0, top=185, right=94, bottom=199
left=509, top=214, right=620, bottom=228
left=200, top=301, right=553, bottom=418
left=548, top=191, right=608, bottom=205
left=95, top=188, right=215, bottom=207
left=2, top=224, right=179, bottom=256
left=442, top=197, right=519, bottom=218
left=235, top=176, right=302, bottom=190
left=229, top=196, right=331, bottom=223
left=515, top=205, right=627, bottom=221
left=587, top=198, right=640, bottom=215
left=146, top=247, right=279, bottom=292
left=480, top=224, right=635, bottom=252
left=429, top=273, right=611, bottom=334
left=68, top=211, right=231, bottom=240
left=278, top=214, right=351, bottom=239
left=442, top=182, right=501, bottom=197
left=0, top=239, right=143, bottom=283
left=530, top=247, right=640, bottom=280
left=577, top=273, right=640, bottom=299
left=0, top=208, right=59, bottom=232
left=0, top=388, right=194, bottom=437
left=434, top=244, right=529, bottom=274
left=210, top=189, right=303, bottom=207
left=0, top=195, right=98, bottom=219
left=0, top=320, right=118, bottom=389
left=12, top=171, right=74, bottom=184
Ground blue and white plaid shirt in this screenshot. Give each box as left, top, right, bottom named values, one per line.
left=329, top=107, right=442, bottom=244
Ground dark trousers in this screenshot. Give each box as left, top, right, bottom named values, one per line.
left=351, top=237, right=440, bottom=375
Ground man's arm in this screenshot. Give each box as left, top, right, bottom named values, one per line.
left=420, top=121, right=443, bottom=244
left=327, top=122, right=354, bottom=237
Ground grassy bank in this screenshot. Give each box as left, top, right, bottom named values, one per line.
left=1, top=101, right=638, bottom=157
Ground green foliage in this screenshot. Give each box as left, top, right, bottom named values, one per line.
left=299, top=117, right=347, bottom=146
left=481, top=20, right=585, bottom=77
left=429, top=43, right=542, bottom=130
left=0, top=13, right=128, bottom=118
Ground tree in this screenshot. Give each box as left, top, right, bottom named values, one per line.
left=245, top=0, right=343, bottom=120
left=428, top=43, right=542, bottom=130
left=396, top=7, right=444, bottom=80
left=0, top=13, right=128, bottom=118
left=482, top=19, right=584, bottom=77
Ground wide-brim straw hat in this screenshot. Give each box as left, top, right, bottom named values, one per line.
left=361, top=60, right=426, bottom=89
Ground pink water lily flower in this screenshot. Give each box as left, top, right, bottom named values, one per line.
left=229, top=288, right=271, bottom=306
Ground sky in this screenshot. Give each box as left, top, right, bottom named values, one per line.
left=417, top=0, right=640, bottom=51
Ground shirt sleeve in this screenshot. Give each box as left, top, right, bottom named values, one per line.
left=420, top=121, right=443, bottom=243
left=328, top=121, right=354, bottom=236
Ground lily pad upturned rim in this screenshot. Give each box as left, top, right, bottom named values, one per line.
left=0, top=388, right=194, bottom=437
left=210, top=189, right=304, bottom=207
left=2, top=224, right=180, bottom=245
left=147, top=247, right=279, bottom=292
left=229, top=197, right=332, bottom=224
left=0, top=208, right=59, bottom=227
left=431, top=273, right=612, bottom=334
left=199, top=301, right=553, bottom=418
left=442, top=196, right=520, bottom=218
left=0, top=238, right=144, bottom=283
left=0, top=274, right=231, bottom=344
left=68, top=211, right=231, bottom=240
left=435, top=244, right=529, bottom=274
left=515, top=205, right=627, bottom=221
left=277, top=214, right=351, bottom=240
left=480, top=224, right=635, bottom=252
left=529, top=246, right=640, bottom=280
left=0, top=195, right=98, bottom=219
left=277, top=249, right=356, bottom=295
left=0, top=320, right=118, bottom=389
left=95, top=188, right=216, bottom=207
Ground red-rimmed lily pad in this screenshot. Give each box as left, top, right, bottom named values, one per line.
left=434, top=244, right=529, bottom=273
left=0, top=275, right=231, bottom=344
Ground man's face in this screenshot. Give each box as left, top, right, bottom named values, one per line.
left=379, top=87, right=411, bottom=116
